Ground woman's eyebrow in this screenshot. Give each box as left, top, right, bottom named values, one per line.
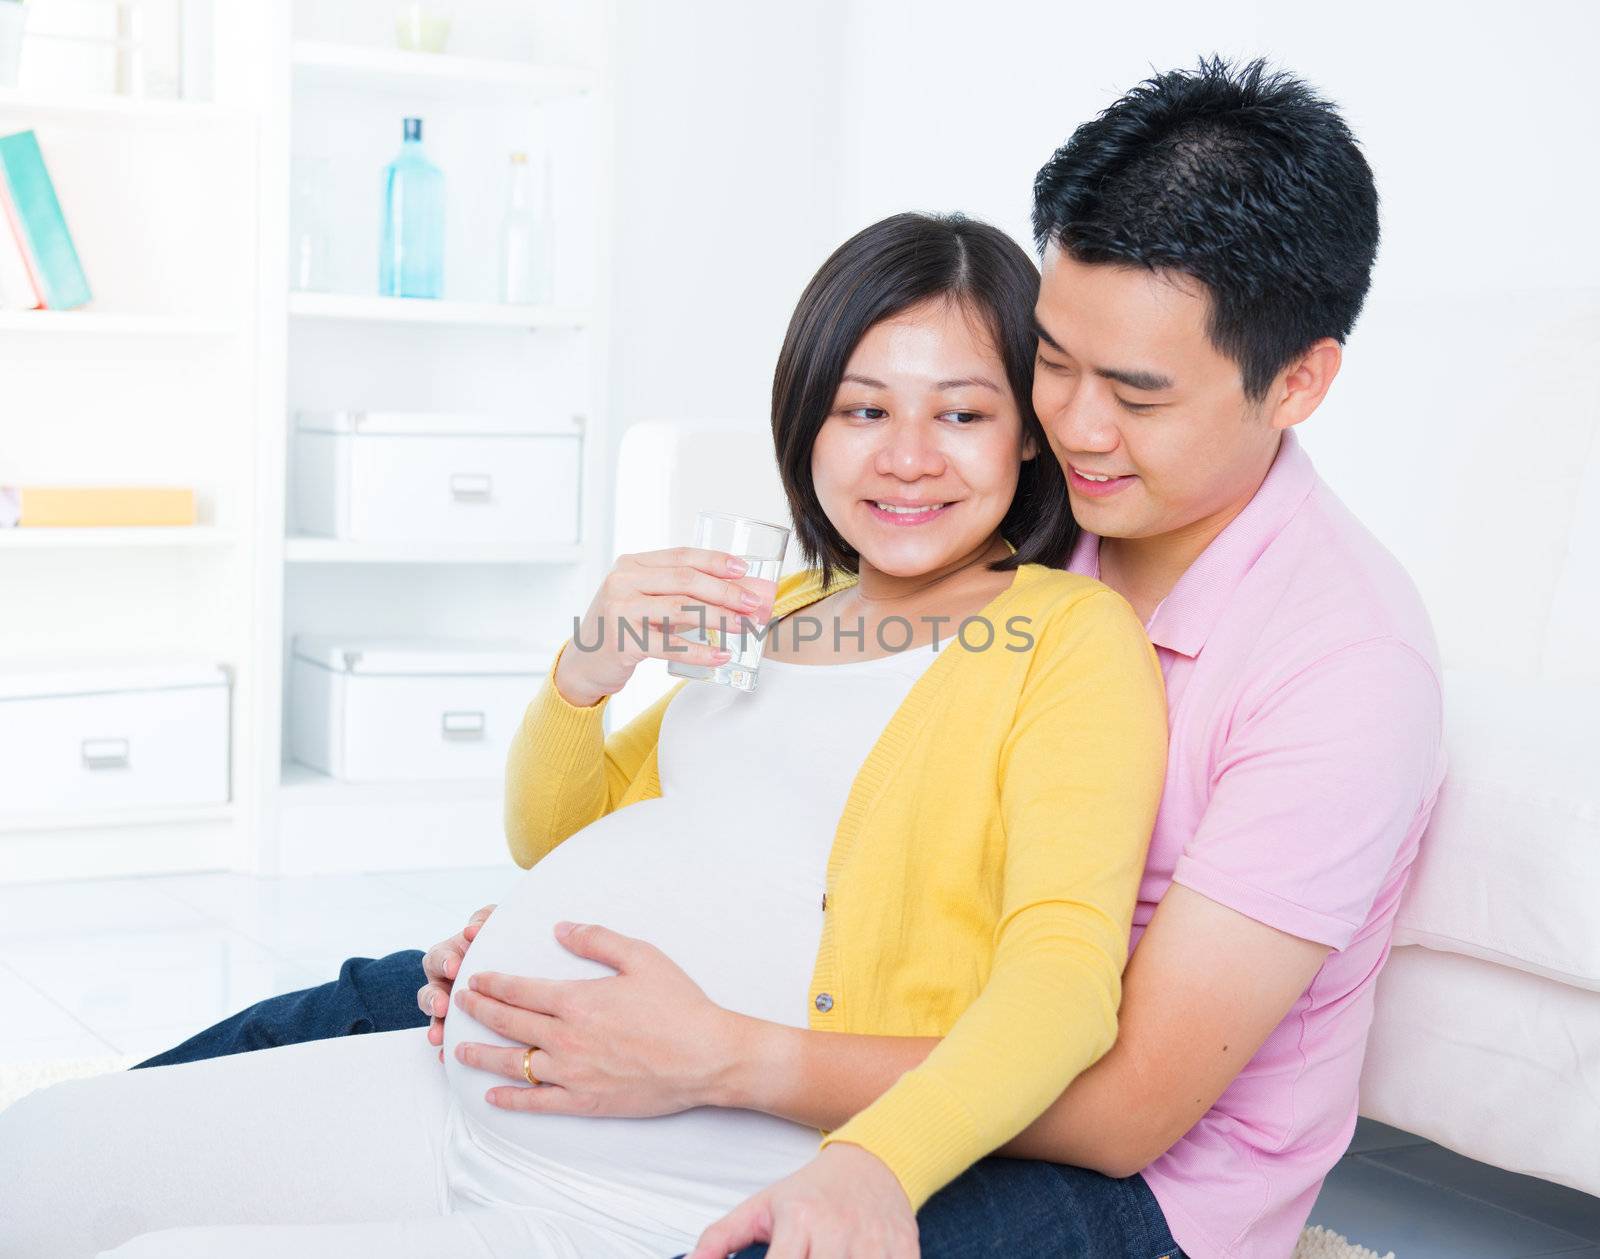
left=935, top=376, right=1002, bottom=393
left=841, top=373, right=1001, bottom=392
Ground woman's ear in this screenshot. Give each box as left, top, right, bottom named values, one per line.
left=1022, top=433, right=1040, bottom=461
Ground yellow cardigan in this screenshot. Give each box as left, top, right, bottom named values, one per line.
left=505, top=552, right=1168, bottom=1211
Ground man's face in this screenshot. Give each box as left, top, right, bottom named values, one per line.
left=1032, top=243, right=1282, bottom=544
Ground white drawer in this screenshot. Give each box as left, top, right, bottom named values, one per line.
left=0, top=661, right=231, bottom=815
left=289, top=637, right=553, bottom=783
left=292, top=411, right=582, bottom=545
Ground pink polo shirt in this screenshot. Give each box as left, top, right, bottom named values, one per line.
left=1067, top=429, right=1446, bottom=1259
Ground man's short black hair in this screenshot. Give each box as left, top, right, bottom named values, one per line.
left=1032, top=55, right=1380, bottom=402
left=772, top=211, right=1075, bottom=590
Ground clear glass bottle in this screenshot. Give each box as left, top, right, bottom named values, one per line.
left=379, top=117, right=445, bottom=299
left=499, top=149, right=554, bottom=306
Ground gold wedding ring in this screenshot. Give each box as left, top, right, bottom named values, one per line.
left=522, top=1046, right=541, bottom=1086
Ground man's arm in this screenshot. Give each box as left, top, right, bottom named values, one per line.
left=717, top=882, right=1329, bottom=1179
left=716, top=637, right=1438, bottom=1177
left=997, top=883, right=1330, bottom=1175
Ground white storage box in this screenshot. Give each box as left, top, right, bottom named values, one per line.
left=0, top=658, right=231, bottom=816
left=289, top=636, right=556, bottom=783
left=291, top=411, right=583, bottom=545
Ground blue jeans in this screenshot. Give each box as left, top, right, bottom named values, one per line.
left=669, top=1157, right=1187, bottom=1258
left=132, top=948, right=1187, bottom=1258
left=130, top=949, right=433, bottom=1069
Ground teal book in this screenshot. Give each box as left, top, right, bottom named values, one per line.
left=0, top=130, right=92, bottom=311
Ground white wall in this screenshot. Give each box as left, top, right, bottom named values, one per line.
left=605, top=0, right=1600, bottom=681
left=605, top=2, right=848, bottom=476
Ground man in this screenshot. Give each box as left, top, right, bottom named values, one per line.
left=139, top=57, right=1445, bottom=1259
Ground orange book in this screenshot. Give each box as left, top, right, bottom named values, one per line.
left=13, top=486, right=197, bottom=527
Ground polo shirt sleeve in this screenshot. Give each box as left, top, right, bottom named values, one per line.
left=1171, top=637, right=1443, bottom=950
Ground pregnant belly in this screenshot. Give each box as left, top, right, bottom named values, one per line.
left=442, top=798, right=826, bottom=1207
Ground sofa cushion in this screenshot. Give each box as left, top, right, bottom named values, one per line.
left=1360, top=945, right=1600, bottom=1196
left=1392, top=668, right=1600, bottom=991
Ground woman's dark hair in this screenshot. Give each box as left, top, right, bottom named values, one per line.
left=771, top=211, right=1073, bottom=592
left=1032, top=55, right=1380, bottom=403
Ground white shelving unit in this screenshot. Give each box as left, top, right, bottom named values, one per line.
left=287, top=289, right=586, bottom=330
left=290, top=40, right=596, bottom=101
left=0, top=526, right=237, bottom=550
left=262, top=2, right=615, bottom=877
left=0, top=310, right=237, bottom=335
left=283, top=536, right=584, bottom=565
left=1, top=2, right=617, bottom=883
left=0, top=87, right=249, bottom=127
left=0, top=802, right=239, bottom=837
left=0, top=10, right=262, bottom=884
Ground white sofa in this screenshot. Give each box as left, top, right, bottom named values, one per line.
left=606, top=296, right=1600, bottom=1194
left=1314, top=290, right=1600, bottom=1196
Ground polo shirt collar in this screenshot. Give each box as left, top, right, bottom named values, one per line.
left=1067, top=428, right=1318, bottom=659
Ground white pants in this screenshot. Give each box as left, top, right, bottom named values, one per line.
left=0, top=1028, right=698, bottom=1259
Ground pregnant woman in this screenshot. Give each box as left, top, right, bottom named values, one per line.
left=0, top=211, right=1167, bottom=1259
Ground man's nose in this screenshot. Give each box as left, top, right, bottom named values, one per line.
left=1043, top=390, right=1119, bottom=455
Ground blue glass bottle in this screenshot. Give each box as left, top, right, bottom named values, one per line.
left=379, top=117, right=444, bottom=299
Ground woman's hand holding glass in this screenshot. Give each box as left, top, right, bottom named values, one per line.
left=553, top=547, right=778, bottom=707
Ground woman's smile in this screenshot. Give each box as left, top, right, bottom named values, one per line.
left=863, top=498, right=956, bottom=526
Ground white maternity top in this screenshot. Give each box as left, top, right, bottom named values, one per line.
left=441, top=639, right=945, bottom=1254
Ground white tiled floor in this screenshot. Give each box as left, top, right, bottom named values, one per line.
left=0, top=864, right=516, bottom=1063
left=1, top=866, right=1597, bottom=1257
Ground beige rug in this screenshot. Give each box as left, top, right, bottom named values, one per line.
left=2, top=1056, right=1396, bottom=1258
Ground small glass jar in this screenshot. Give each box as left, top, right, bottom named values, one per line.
left=394, top=2, right=452, bottom=54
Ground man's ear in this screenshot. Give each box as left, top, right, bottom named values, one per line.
left=1269, top=337, right=1342, bottom=431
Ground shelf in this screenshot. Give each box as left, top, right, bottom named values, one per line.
left=0, top=526, right=237, bottom=550
left=279, top=761, right=500, bottom=804
left=0, top=310, right=238, bottom=336
left=0, top=801, right=236, bottom=835
left=291, top=41, right=595, bottom=103
left=0, top=87, right=249, bottom=127
left=287, top=290, right=586, bottom=331
left=284, top=536, right=582, bottom=565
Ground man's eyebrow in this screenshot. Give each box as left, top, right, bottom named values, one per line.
left=1032, top=315, right=1174, bottom=392
left=1032, top=315, right=1065, bottom=352
left=1096, top=364, right=1174, bottom=392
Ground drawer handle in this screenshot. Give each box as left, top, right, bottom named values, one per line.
left=82, top=738, right=130, bottom=769
left=450, top=473, right=493, bottom=503
left=441, top=710, right=486, bottom=739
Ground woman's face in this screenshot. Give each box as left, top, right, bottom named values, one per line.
left=811, top=296, right=1037, bottom=580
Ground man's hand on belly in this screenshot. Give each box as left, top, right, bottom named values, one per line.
left=449, top=919, right=747, bottom=1117
left=418, top=903, right=498, bottom=1058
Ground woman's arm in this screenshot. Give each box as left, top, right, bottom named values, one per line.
left=793, top=590, right=1169, bottom=1211
left=712, top=881, right=1331, bottom=1180
left=504, top=638, right=683, bottom=868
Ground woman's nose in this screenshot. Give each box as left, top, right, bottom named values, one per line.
left=874, top=418, right=947, bottom=478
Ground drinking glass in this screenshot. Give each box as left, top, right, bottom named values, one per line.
left=665, top=511, right=789, bottom=692
left=290, top=157, right=333, bottom=292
